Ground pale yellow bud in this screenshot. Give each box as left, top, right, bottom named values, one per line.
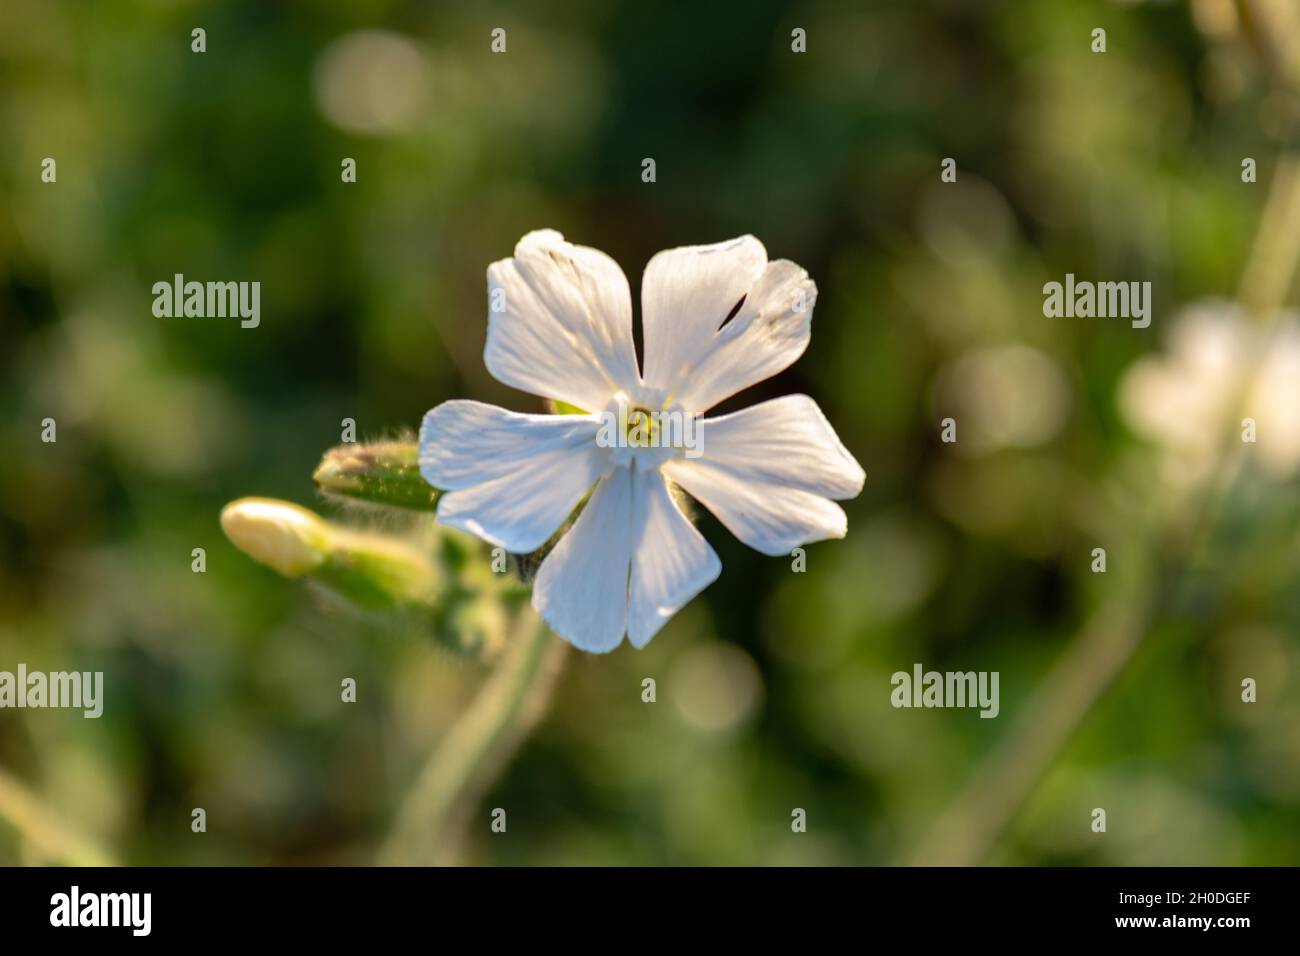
left=220, top=497, right=330, bottom=577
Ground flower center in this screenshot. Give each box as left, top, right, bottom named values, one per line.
left=597, top=392, right=704, bottom=466
left=624, top=407, right=659, bottom=447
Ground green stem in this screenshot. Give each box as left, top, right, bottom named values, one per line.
left=0, top=765, right=116, bottom=866
left=908, top=586, right=1150, bottom=865
left=378, top=611, right=564, bottom=866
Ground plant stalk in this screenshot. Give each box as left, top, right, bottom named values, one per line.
left=0, top=765, right=115, bottom=866
left=378, top=611, right=564, bottom=865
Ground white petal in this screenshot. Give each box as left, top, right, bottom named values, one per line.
left=640, top=235, right=767, bottom=399
left=485, top=229, right=640, bottom=411
left=675, top=260, right=816, bottom=412
left=699, top=394, right=864, bottom=497
left=532, top=468, right=634, bottom=653
left=627, top=470, right=721, bottom=648
left=664, top=462, right=848, bottom=556
left=420, top=400, right=610, bottom=553
left=662, top=395, right=864, bottom=556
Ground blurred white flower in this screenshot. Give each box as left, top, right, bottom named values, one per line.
left=313, top=30, right=429, bottom=135
left=420, top=230, right=864, bottom=652
left=1119, top=298, right=1300, bottom=483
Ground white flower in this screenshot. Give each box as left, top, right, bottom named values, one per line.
left=1119, top=298, right=1300, bottom=486
left=419, top=230, right=865, bottom=652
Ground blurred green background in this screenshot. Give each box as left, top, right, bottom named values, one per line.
left=2, top=0, right=1298, bottom=865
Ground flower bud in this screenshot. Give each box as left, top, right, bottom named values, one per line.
left=221, top=497, right=440, bottom=610
left=220, top=498, right=329, bottom=576
left=313, top=441, right=439, bottom=511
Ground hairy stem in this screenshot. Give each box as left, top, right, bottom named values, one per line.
left=378, top=611, right=565, bottom=865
